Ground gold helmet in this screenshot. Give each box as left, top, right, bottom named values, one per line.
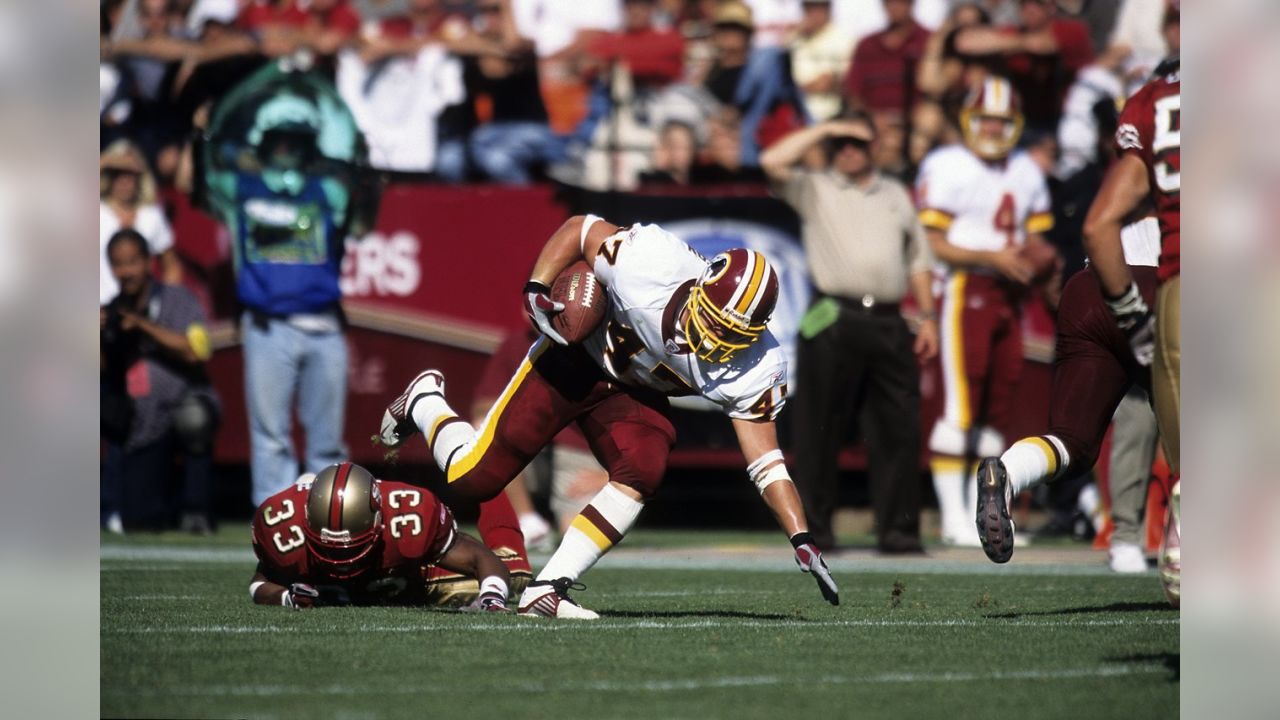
left=960, top=76, right=1024, bottom=161
left=684, top=248, right=779, bottom=363
left=303, top=463, right=382, bottom=578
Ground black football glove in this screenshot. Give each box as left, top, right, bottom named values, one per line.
left=1105, top=281, right=1156, bottom=367
left=791, top=532, right=839, bottom=606
left=523, top=280, right=568, bottom=345
left=283, top=583, right=351, bottom=610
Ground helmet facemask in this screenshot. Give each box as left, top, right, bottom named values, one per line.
left=303, top=463, right=383, bottom=580
left=681, top=249, right=777, bottom=364
left=960, top=77, right=1024, bottom=161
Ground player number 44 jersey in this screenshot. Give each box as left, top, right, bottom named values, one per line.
left=915, top=146, right=1053, bottom=270
left=580, top=221, right=789, bottom=422
left=1115, top=70, right=1180, bottom=281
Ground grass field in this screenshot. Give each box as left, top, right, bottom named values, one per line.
left=101, top=528, right=1178, bottom=720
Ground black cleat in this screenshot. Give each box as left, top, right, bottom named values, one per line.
left=975, top=457, right=1015, bottom=563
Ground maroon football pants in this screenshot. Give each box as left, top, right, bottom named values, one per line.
left=1046, top=266, right=1158, bottom=480
left=439, top=339, right=676, bottom=505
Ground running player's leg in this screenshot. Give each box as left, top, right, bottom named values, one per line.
left=520, top=389, right=675, bottom=618
left=1152, top=276, right=1180, bottom=474
left=476, top=492, right=533, bottom=594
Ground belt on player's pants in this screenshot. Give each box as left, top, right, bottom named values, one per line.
left=830, top=294, right=901, bottom=317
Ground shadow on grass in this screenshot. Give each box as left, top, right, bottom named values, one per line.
left=1110, top=652, right=1180, bottom=683
left=983, top=601, right=1174, bottom=619
left=601, top=609, right=796, bottom=621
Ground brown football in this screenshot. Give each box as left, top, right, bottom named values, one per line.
left=550, top=260, right=607, bottom=343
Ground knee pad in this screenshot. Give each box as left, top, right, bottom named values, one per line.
left=977, top=426, right=1006, bottom=458
left=928, top=419, right=968, bottom=457
left=173, top=395, right=217, bottom=455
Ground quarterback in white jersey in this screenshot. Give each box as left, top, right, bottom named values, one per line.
left=915, top=76, right=1058, bottom=547
left=376, top=214, right=837, bottom=619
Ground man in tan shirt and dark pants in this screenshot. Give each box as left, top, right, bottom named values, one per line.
left=762, top=114, right=938, bottom=553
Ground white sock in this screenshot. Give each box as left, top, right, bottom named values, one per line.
left=931, top=458, right=968, bottom=533
left=410, top=396, right=475, bottom=470
left=1000, top=435, right=1070, bottom=495
left=535, top=483, right=643, bottom=583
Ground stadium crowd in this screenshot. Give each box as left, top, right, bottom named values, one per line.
left=99, top=0, right=1179, bottom=571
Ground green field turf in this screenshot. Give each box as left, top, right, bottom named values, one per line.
left=101, top=528, right=1178, bottom=720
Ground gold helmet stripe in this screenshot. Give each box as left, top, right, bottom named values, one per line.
left=734, top=252, right=766, bottom=317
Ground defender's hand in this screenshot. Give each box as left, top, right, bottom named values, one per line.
left=284, top=583, right=320, bottom=609
left=463, top=591, right=508, bottom=613
left=1106, top=282, right=1156, bottom=366
left=523, top=280, right=568, bottom=345
left=791, top=533, right=839, bottom=606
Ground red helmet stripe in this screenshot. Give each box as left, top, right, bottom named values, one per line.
left=329, top=462, right=352, bottom=531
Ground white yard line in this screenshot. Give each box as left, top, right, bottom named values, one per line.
left=103, top=662, right=1171, bottom=698
left=104, top=616, right=1178, bottom=636
left=100, top=545, right=1135, bottom=577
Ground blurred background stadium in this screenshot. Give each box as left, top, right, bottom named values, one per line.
left=98, top=0, right=1178, bottom=546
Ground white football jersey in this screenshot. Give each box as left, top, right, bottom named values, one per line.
left=916, top=145, right=1053, bottom=272
left=580, top=220, right=789, bottom=421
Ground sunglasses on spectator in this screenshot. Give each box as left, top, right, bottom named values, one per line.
left=827, top=136, right=871, bottom=151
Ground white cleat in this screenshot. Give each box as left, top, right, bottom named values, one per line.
left=1108, top=542, right=1149, bottom=574
left=517, top=578, right=600, bottom=620
left=378, top=370, right=446, bottom=448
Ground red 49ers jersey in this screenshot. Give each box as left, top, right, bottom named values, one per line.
left=1116, top=69, right=1180, bottom=282
left=251, top=477, right=457, bottom=604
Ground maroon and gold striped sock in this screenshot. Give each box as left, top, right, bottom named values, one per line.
left=536, top=483, right=642, bottom=582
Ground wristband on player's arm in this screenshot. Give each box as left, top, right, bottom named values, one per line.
left=1103, top=281, right=1148, bottom=319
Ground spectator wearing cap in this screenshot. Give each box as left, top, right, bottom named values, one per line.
left=704, top=1, right=808, bottom=167
left=955, top=0, right=1095, bottom=133
left=762, top=113, right=938, bottom=553
left=790, top=0, right=855, bottom=123
left=100, top=140, right=181, bottom=307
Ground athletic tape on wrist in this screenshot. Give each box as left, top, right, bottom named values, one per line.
left=249, top=581, right=266, bottom=602
left=1105, top=281, right=1146, bottom=316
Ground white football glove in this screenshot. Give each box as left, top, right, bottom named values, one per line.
left=791, top=533, right=839, bottom=606
left=523, top=280, right=568, bottom=345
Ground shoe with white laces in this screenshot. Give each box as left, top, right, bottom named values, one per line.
left=1158, top=481, right=1180, bottom=607
left=1108, top=541, right=1149, bottom=573
left=975, top=457, right=1015, bottom=563
left=378, top=370, right=446, bottom=448
left=517, top=578, right=600, bottom=620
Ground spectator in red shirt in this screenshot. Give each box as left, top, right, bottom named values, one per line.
left=955, top=0, right=1095, bottom=132
left=237, top=0, right=361, bottom=58
left=843, top=0, right=931, bottom=117
left=586, top=0, right=685, bottom=92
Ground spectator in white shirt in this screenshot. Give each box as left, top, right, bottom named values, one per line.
left=99, top=140, right=180, bottom=306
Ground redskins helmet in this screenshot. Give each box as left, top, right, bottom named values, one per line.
left=303, top=462, right=383, bottom=579
left=684, top=248, right=779, bottom=363
left=960, top=76, right=1024, bottom=161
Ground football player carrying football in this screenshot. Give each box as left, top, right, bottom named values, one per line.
left=249, top=462, right=532, bottom=610
left=915, top=76, right=1058, bottom=546
left=378, top=215, right=839, bottom=618
left=1082, top=57, right=1180, bottom=605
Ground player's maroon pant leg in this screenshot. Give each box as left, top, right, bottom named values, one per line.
left=442, top=340, right=607, bottom=504
left=1044, top=267, right=1157, bottom=481
left=577, top=388, right=676, bottom=500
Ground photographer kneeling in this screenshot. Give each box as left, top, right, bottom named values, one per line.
left=101, top=229, right=220, bottom=533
